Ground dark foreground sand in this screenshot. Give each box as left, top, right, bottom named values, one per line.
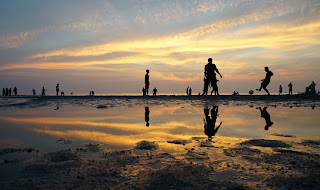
left=0, top=137, right=319, bottom=190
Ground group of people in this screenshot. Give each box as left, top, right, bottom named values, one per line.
left=2, top=87, right=17, bottom=96
left=305, top=81, right=317, bottom=95
left=186, top=87, right=192, bottom=95
left=279, top=82, right=293, bottom=95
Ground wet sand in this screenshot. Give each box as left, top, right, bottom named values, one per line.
left=0, top=95, right=319, bottom=189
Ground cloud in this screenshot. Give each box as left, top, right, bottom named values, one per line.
left=0, top=32, right=34, bottom=49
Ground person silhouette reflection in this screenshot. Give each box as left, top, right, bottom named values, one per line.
left=145, top=107, right=150, bottom=127
left=204, top=106, right=222, bottom=141
left=257, top=107, right=273, bottom=130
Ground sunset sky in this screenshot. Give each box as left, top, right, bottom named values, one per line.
left=0, top=0, right=319, bottom=95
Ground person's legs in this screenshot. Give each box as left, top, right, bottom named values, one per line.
left=263, top=86, right=270, bottom=95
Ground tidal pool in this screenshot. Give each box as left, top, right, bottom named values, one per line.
left=0, top=98, right=319, bottom=151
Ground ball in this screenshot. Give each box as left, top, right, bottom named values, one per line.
left=249, top=90, right=254, bottom=95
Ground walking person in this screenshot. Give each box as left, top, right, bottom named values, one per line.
left=256, top=67, right=273, bottom=95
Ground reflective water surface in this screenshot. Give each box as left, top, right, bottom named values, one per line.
left=0, top=99, right=319, bottom=152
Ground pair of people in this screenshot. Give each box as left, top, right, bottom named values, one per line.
left=202, top=58, right=222, bottom=96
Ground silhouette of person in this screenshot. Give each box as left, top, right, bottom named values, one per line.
left=203, top=106, right=222, bottom=141
left=257, top=107, right=273, bottom=130
left=41, top=87, right=46, bottom=96
left=142, top=88, right=146, bottom=96
left=9, top=88, right=12, bottom=96
left=288, top=82, right=293, bottom=95
left=90, top=91, right=92, bottom=96
left=310, top=81, right=316, bottom=94
left=145, top=107, right=150, bottom=127
left=13, top=87, right=17, bottom=95
left=279, top=85, right=282, bottom=95
left=256, top=67, right=273, bottom=95
left=145, top=69, right=150, bottom=95
left=202, top=58, right=222, bottom=96
left=92, top=91, right=94, bottom=96
left=32, top=89, right=36, bottom=95
left=56, top=84, right=59, bottom=96
left=61, top=91, right=65, bottom=96
left=5, top=88, right=8, bottom=96
left=186, top=86, right=189, bottom=95
left=2, top=88, right=5, bottom=96
left=189, top=87, right=192, bottom=96
left=153, top=87, right=157, bottom=96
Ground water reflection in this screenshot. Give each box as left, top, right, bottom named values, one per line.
left=145, top=107, right=150, bottom=127
left=257, top=107, right=274, bottom=130
left=204, top=106, right=222, bottom=141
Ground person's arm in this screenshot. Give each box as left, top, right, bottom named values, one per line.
left=216, top=68, right=222, bottom=78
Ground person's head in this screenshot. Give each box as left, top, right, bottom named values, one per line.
left=146, top=69, right=149, bottom=73
left=208, top=58, right=212, bottom=63
left=264, top=67, right=269, bottom=71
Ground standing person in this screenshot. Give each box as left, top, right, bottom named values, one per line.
left=2, top=88, right=5, bottom=96
left=186, top=87, right=189, bottom=95
left=279, top=85, right=282, bottom=95
left=9, top=88, right=12, bottom=96
left=153, top=87, right=157, bottom=96
left=13, top=87, right=17, bottom=95
left=56, top=84, right=59, bottom=96
left=288, top=82, right=293, bottom=95
left=5, top=88, right=8, bottom=96
left=41, top=87, right=46, bottom=96
left=202, top=58, right=222, bottom=96
left=145, top=69, right=150, bottom=95
left=189, top=87, right=192, bottom=96
left=90, top=91, right=92, bottom=96
left=33, top=89, right=36, bottom=95
left=256, top=67, right=273, bottom=95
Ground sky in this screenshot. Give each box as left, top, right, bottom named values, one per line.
left=0, top=0, right=319, bottom=95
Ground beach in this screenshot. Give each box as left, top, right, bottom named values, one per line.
left=0, top=95, right=319, bottom=189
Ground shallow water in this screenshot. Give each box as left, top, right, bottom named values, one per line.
left=0, top=97, right=319, bottom=152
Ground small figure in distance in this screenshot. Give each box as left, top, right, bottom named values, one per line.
left=145, top=107, right=150, bottom=127
left=145, top=69, right=150, bottom=96
left=310, top=81, right=316, bottom=94
left=186, top=86, right=189, bottom=95
left=2, top=88, right=5, bottom=96
left=257, top=107, right=273, bottom=130
left=279, top=85, right=282, bottom=95
left=189, top=87, right=192, bottom=96
left=13, top=87, right=17, bottom=95
left=56, top=84, right=59, bottom=96
left=153, top=87, right=157, bottom=96
left=9, top=88, right=12, bottom=96
left=142, top=87, right=146, bottom=96
left=233, top=91, right=239, bottom=95
left=90, top=91, right=92, bottom=96
left=32, top=89, right=36, bottom=95
left=288, top=82, right=293, bottom=95
left=256, top=67, right=273, bottom=95
left=5, top=88, right=9, bottom=96
left=202, top=58, right=222, bottom=96
left=91, top=91, right=94, bottom=96
left=41, top=87, right=46, bottom=96
left=61, top=91, right=65, bottom=96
